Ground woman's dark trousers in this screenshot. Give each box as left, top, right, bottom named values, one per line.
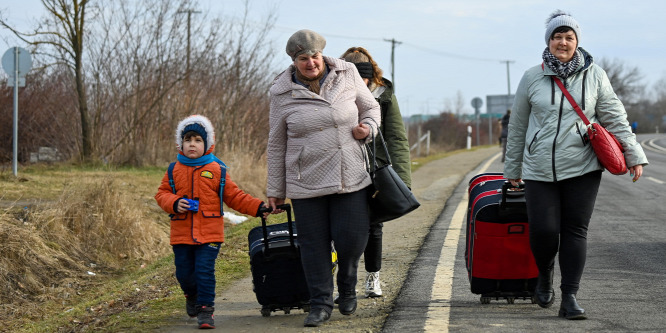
left=364, top=222, right=383, bottom=272
left=292, top=189, right=370, bottom=313
left=524, top=171, right=601, bottom=294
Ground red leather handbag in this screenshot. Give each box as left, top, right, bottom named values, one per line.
left=553, top=77, right=628, bottom=175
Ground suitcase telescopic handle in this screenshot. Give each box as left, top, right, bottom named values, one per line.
left=500, top=181, right=526, bottom=210
left=258, top=204, right=295, bottom=255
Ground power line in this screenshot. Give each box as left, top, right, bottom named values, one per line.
left=255, top=23, right=512, bottom=64
left=401, top=42, right=502, bottom=62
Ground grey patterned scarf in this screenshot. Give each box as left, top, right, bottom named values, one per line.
left=542, top=47, right=581, bottom=79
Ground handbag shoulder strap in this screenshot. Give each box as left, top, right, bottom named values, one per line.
left=543, top=63, right=590, bottom=126
left=363, top=119, right=392, bottom=167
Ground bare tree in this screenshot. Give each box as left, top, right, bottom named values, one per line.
left=1, top=0, right=278, bottom=166
left=597, top=58, right=645, bottom=104
left=85, top=0, right=189, bottom=164
left=1, top=0, right=93, bottom=161
left=648, top=74, right=666, bottom=132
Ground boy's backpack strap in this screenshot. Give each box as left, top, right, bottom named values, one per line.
left=217, top=160, right=227, bottom=216
left=167, top=162, right=177, bottom=194
left=167, top=162, right=177, bottom=218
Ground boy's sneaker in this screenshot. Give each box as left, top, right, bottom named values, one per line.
left=185, top=294, right=198, bottom=317
left=196, top=305, right=215, bottom=329
left=365, top=271, right=383, bottom=298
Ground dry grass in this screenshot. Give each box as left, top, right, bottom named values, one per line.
left=0, top=177, right=169, bottom=326
left=219, top=151, right=268, bottom=200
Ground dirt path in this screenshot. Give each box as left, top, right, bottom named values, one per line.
left=160, top=147, right=500, bottom=332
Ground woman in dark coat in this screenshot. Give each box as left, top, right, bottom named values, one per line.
left=341, top=46, right=411, bottom=300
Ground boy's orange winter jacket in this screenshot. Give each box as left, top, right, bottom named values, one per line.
left=155, top=161, right=262, bottom=245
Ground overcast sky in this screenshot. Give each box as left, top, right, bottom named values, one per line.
left=2, top=0, right=666, bottom=116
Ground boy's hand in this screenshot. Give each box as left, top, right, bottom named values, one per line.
left=176, top=198, right=190, bottom=213
left=257, top=203, right=273, bottom=219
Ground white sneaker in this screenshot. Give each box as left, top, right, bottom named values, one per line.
left=365, top=271, right=383, bottom=298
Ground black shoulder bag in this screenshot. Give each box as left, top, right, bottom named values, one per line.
left=364, top=125, right=420, bottom=224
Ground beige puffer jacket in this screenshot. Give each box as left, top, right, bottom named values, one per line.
left=267, top=56, right=380, bottom=199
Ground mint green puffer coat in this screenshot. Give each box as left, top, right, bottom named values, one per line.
left=504, top=48, right=648, bottom=182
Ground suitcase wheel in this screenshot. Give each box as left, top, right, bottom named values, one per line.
left=506, top=297, right=515, bottom=304
left=480, top=296, right=491, bottom=304
left=282, top=307, right=291, bottom=314
left=531, top=295, right=537, bottom=304
left=260, top=307, right=271, bottom=317
left=302, top=304, right=311, bottom=313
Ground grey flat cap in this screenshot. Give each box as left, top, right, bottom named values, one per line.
left=286, top=29, right=326, bottom=60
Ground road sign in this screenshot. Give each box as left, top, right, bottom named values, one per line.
left=470, top=97, right=483, bottom=146
left=479, top=113, right=503, bottom=119
left=2, top=47, right=32, bottom=87
left=471, top=97, right=483, bottom=109
left=3, top=47, right=33, bottom=177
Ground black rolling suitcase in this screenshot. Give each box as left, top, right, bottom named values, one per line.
left=465, top=173, right=538, bottom=304
left=248, top=204, right=310, bottom=316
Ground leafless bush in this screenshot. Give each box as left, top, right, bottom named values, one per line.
left=414, top=113, right=474, bottom=151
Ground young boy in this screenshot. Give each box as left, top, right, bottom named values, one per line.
left=155, top=114, right=267, bottom=329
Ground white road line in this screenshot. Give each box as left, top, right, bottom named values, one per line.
left=641, top=138, right=666, bottom=153
left=425, top=152, right=501, bottom=332
left=648, top=138, right=666, bottom=152
left=647, top=176, right=665, bottom=184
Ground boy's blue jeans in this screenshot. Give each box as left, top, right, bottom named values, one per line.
left=172, top=243, right=221, bottom=306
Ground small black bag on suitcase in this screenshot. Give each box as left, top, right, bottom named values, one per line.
left=248, top=204, right=310, bottom=316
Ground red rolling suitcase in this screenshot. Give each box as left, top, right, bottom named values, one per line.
left=465, top=173, right=538, bottom=304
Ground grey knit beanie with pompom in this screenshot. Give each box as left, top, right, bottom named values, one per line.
left=545, top=10, right=581, bottom=46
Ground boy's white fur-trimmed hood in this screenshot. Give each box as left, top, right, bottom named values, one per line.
left=175, top=115, right=216, bottom=152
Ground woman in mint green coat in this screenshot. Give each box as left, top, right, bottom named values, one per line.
left=504, top=10, right=648, bottom=320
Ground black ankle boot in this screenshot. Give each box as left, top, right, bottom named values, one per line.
left=304, top=308, right=331, bottom=327
left=535, top=269, right=554, bottom=308
left=338, top=290, right=357, bottom=315
left=559, top=294, right=586, bottom=320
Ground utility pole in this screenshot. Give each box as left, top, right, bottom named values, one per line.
left=500, top=60, right=515, bottom=96
left=384, top=38, right=402, bottom=92
left=177, top=9, right=201, bottom=78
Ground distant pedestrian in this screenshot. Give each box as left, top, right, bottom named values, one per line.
left=155, top=115, right=268, bottom=329
left=504, top=10, right=648, bottom=320
left=500, top=109, right=511, bottom=162
left=266, top=29, right=380, bottom=327
left=341, top=46, right=411, bottom=299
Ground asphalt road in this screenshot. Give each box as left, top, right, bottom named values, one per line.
left=386, top=133, right=666, bottom=332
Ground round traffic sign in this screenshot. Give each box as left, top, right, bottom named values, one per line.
left=2, top=47, right=32, bottom=77
left=471, top=97, right=483, bottom=109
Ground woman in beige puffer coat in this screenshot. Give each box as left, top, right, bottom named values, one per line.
left=266, top=29, right=380, bottom=327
